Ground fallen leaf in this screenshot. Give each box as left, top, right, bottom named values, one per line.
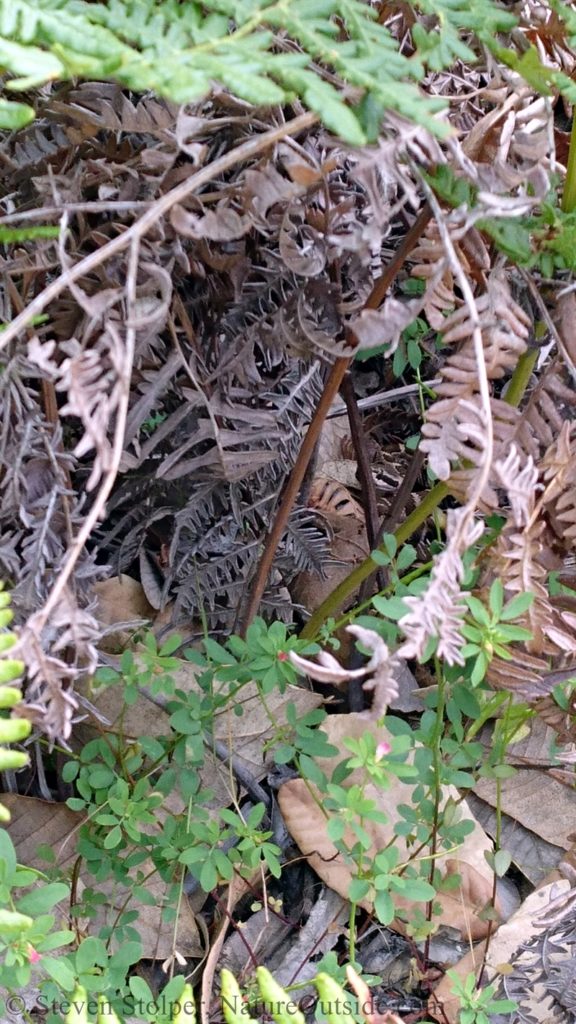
left=468, top=791, right=564, bottom=885
left=93, top=574, right=155, bottom=653
left=428, top=879, right=571, bottom=1024
left=474, top=718, right=576, bottom=849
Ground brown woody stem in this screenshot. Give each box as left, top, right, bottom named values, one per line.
left=239, top=206, right=432, bottom=634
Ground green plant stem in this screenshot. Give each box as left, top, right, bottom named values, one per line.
left=301, top=338, right=537, bottom=641
left=300, top=481, right=449, bottom=639
left=330, top=559, right=434, bottom=633
left=503, top=348, right=538, bottom=407
left=348, top=901, right=357, bottom=963
left=423, top=655, right=446, bottom=966
left=563, top=112, right=576, bottom=213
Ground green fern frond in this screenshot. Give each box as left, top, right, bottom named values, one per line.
left=413, top=0, right=517, bottom=69
left=1, top=0, right=566, bottom=149
left=0, top=0, right=516, bottom=138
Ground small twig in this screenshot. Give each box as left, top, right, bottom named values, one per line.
left=327, top=379, right=440, bottom=418
left=379, top=449, right=426, bottom=539
left=0, top=112, right=317, bottom=357
left=238, top=357, right=348, bottom=636
left=0, top=200, right=153, bottom=225
left=240, top=205, right=432, bottom=633
left=356, top=448, right=426, bottom=609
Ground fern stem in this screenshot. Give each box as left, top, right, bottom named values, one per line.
left=300, top=337, right=536, bottom=640
left=240, top=206, right=432, bottom=633
left=563, top=112, right=576, bottom=213
left=300, top=481, right=449, bottom=639
left=503, top=348, right=538, bottom=407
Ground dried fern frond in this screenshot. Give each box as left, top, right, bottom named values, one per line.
left=541, top=421, right=576, bottom=543
left=486, top=425, right=576, bottom=657
left=14, top=587, right=99, bottom=741
left=419, top=273, right=532, bottom=507
left=398, top=507, right=484, bottom=665
left=408, top=222, right=489, bottom=328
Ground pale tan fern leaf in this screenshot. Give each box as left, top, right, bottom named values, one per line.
left=420, top=274, right=531, bottom=491
left=487, top=648, right=549, bottom=692
left=490, top=438, right=550, bottom=653
left=514, top=360, right=576, bottom=458
left=409, top=226, right=459, bottom=330
left=425, top=396, right=519, bottom=506
left=540, top=421, right=576, bottom=542
left=496, top=521, right=551, bottom=652
left=493, top=444, right=540, bottom=527
left=487, top=426, right=576, bottom=658
left=398, top=508, right=484, bottom=665
left=409, top=222, right=490, bottom=330
left=438, top=274, right=530, bottom=382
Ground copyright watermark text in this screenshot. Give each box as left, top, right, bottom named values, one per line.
left=3, top=994, right=197, bottom=1018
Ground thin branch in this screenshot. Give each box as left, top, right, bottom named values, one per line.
left=339, top=375, right=380, bottom=549
left=31, top=237, right=139, bottom=633
left=0, top=200, right=153, bottom=225
left=327, top=379, right=440, bottom=418
left=0, top=112, right=317, bottom=356
left=239, top=204, right=432, bottom=634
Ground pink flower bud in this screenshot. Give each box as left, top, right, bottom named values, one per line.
left=375, top=740, right=391, bottom=762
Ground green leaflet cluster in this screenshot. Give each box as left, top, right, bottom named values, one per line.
left=0, top=582, right=30, bottom=822
left=0, top=0, right=511, bottom=138
left=429, top=164, right=576, bottom=275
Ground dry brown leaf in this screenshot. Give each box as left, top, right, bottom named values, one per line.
left=4, top=794, right=202, bottom=959
left=93, top=574, right=155, bottom=652
left=291, top=513, right=369, bottom=614
left=474, top=718, right=576, bottom=849
left=309, top=477, right=364, bottom=520
left=428, top=880, right=571, bottom=1024
left=316, top=411, right=360, bottom=490
left=278, top=714, right=498, bottom=941
left=468, top=792, right=564, bottom=886
left=348, top=295, right=425, bottom=353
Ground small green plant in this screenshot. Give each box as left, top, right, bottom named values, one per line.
left=62, top=979, right=196, bottom=1023
left=0, top=580, right=543, bottom=1022
left=446, top=971, right=517, bottom=1024
left=462, top=579, right=534, bottom=686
